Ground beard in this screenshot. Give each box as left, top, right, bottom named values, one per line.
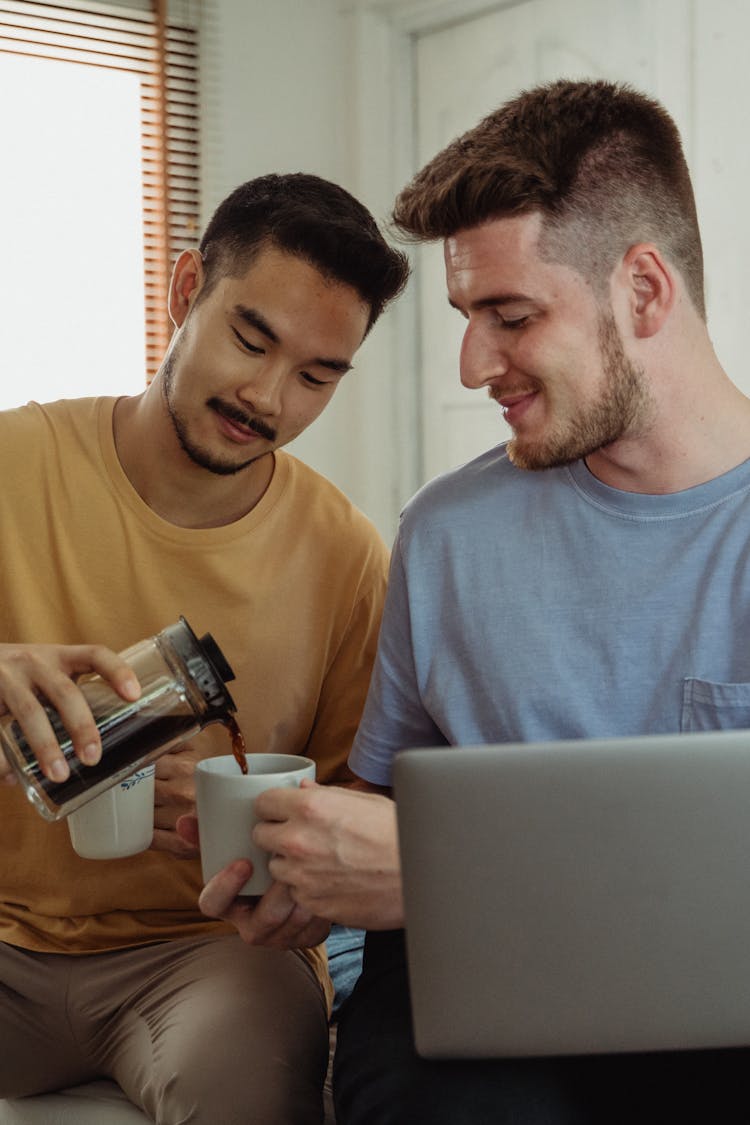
left=504, top=311, right=654, bottom=472
left=161, top=346, right=276, bottom=477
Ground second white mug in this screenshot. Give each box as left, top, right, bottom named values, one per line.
left=67, top=764, right=156, bottom=860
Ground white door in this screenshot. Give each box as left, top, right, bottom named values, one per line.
left=413, top=0, right=691, bottom=484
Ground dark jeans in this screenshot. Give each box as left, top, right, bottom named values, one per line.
left=333, top=929, right=750, bottom=1125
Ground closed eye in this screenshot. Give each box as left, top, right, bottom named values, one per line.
left=499, top=315, right=529, bottom=330
left=300, top=371, right=329, bottom=387
left=232, top=327, right=265, bottom=354
left=449, top=305, right=531, bottom=331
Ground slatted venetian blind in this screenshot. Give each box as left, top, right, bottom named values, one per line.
left=0, top=0, right=200, bottom=380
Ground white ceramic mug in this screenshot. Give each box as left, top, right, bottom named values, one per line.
left=195, top=753, right=315, bottom=896
left=67, top=764, right=155, bottom=859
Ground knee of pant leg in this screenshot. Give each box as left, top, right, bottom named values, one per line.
left=112, top=940, right=329, bottom=1125
left=140, top=1065, right=325, bottom=1125
left=223, top=1074, right=325, bottom=1125
left=133, top=1014, right=329, bottom=1125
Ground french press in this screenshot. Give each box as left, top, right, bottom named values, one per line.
left=0, top=616, right=237, bottom=821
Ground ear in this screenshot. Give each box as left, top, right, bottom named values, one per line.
left=168, top=249, right=205, bottom=328
left=620, top=243, right=675, bottom=339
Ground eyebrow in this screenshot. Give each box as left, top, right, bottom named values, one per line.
left=233, top=304, right=353, bottom=374
left=448, top=293, right=533, bottom=312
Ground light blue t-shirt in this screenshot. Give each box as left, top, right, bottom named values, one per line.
left=350, top=444, right=750, bottom=786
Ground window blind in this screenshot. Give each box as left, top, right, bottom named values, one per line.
left=0, top=0, right=200, bottom=380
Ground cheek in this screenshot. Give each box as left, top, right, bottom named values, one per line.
left=521, top=335, right=576, bottom=381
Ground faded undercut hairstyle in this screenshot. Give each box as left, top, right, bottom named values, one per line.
left=392, top=79, right=705, bottom=318
left=198, top=173, right=410, bottom=335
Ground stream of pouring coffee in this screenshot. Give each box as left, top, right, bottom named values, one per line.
left=226, top=714, right=248, bottom=774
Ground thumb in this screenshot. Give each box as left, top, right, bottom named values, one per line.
left=176, top=813, right=200, bottom=847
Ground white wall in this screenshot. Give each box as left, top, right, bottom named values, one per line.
left=197, top=0, right=405, bottom=541
left=691, top=0, right=750, bottom=381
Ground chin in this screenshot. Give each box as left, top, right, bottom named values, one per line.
left=507, top=435, right=582, bottom=472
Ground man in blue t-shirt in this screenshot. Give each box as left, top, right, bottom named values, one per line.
left=196, top=80, right=750, bottom=1123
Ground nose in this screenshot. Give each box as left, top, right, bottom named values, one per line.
left=236, top=359, right=284, bottom=416
left=459, top=320, right=510, bottom=391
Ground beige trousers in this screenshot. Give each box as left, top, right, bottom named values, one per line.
left=0, top=935, right=329, bottom=1125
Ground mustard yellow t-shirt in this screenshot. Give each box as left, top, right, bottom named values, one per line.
left=0, top=397, right=389, bottom=1000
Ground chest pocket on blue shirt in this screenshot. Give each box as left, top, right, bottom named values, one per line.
left=681, top=678, right=750, bottom=731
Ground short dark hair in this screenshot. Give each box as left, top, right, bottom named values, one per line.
left=392, top=79, right=705, bottom=318
left=198, top=173, right=410, bottom=334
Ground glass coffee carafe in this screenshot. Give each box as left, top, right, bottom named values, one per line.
left=0, top=616, right=237, bottom=821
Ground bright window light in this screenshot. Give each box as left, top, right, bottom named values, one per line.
left=0, top=53, right=147, bottom=410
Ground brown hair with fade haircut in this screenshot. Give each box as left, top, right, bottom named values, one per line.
left=392, top=79, right=705, bottom=319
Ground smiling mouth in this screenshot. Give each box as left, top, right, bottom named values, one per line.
left=492, top=389, right=537, bottom=409
left=488, top=387, right=539, bottom=428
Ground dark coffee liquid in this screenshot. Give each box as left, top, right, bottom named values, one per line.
left=14, top=709, right=198, bottom=809
left=226, top=714, right=248, bottom=774
left=227, top=719, right=253, bottom=902
left=16, top=698, right=246, bottom=813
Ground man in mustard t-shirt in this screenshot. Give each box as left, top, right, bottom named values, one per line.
left=0, top=173, right=408, bottom=1124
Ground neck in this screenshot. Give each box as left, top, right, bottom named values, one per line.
left=112, top=389, right=275, bottom=528
left=586, top=328, right=750, bottom=494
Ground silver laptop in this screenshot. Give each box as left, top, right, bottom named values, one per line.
left=394, top=730, right=750, bottom=1059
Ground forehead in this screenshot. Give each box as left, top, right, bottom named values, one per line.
left=223, top=244, right=361, bottom=307
left=207, top=244, right=370, bottom=349
left=444, top=212, right=589, bottom=307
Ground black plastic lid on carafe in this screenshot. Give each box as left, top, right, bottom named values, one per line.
left=163, top=616, right=237, bottom=723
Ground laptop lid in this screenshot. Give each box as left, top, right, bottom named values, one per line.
left=393, top=729, right=750, bottom=1059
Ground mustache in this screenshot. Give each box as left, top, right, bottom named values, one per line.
left=207, top=397, right=277, bottom=442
